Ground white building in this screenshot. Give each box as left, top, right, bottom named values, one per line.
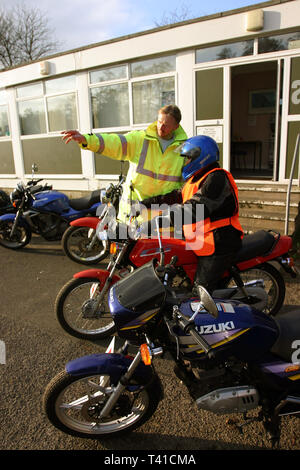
left=0, top=0, right=300, bottom=195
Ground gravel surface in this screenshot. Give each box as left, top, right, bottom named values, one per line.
left=0, top=236, right=299, bottom=452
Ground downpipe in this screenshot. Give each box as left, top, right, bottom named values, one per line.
left=275, top=396, right=300, bottom=417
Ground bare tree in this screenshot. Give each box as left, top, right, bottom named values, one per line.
left=0, top=3, right=60, bottom=68
left=153, top=4, right=195, bottom=27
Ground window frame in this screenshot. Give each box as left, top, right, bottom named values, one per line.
left=16, top=75, right=79, bottom=138
left=88, top=56, right=177, bottom=133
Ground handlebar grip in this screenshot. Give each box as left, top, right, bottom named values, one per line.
left=178, top=315, right=215, bottom=358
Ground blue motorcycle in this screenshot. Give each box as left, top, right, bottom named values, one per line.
left=0, top=171, right=101, bottom=250
left=43, top=216, right=300, bottom=447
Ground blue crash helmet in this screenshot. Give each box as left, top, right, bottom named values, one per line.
left=177, top=135, right=220, bottom=181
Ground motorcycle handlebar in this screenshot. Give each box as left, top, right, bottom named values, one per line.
left=176, top=311, right=215, bottom=359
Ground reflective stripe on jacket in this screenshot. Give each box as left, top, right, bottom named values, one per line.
left=80, top=122, right=187, bottom=222
left=182, top=167, right=244, bottom=256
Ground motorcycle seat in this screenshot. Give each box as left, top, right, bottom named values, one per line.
left=69, top=190, right=101, bottom=211
left=234, top=230, right=276, bottom=263
left=271, top=310, right=300, bottom=363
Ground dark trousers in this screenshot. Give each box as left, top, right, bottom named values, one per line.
left=194, top=252, right=235, bottom=294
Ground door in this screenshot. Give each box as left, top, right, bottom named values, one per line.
left=230, top=61, right=282, bottom=180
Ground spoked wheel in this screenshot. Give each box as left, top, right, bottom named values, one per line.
left=43, top=370, right=160, bottom=439
left=0, top=220, right=31, bottom=249
left=225, top=262, right=285, bottom=316
left=55, top=277, right=116, bottom=340
left=62, top=226, right=109, bottom=265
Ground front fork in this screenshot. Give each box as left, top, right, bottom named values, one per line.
left=10, top=209, right=23, bottom=238
left=100, top=339, right=163, bottom=419
left=100, top=350, right=143, bottom=418
left=91, top=241, right=129, bottom=312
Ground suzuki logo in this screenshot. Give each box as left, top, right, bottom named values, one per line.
left=196, top=321, right=235, bottom=334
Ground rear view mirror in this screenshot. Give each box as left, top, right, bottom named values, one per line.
left=197, top=286, right=218, bottom=318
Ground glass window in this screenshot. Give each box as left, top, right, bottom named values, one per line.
left=47, top=93, right=78, bottom=132
left=16, top=83, right=43, bottom=99
left=90, top=65, right=127, bottom=84
left=196, top=40, right=254, bottom=63
left=91, top=83, right=129, bottom=128
left=258, top=31, right=300, bottom=54
left=131, top=55, right=176, bottom=77
left=17, top=75, right=78, bottom=135
left=0, top=105, right=10, bottom=136
left=132, top=77, right=175, bottom=124
left=18, top=99, right=46, bottom=135
left=45, top=75, right=76, bottom=94
left=0, top=90, right=8, bottom=105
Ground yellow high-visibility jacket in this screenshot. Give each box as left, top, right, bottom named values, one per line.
left=80, top=121, right=187, bottom=222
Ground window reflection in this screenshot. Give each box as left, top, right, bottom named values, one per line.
left=258, top=31, right=300, bottom=53
left=0, top=105, right=9, bottom=136
left=131, top=55, right=176, bottom=77
left=90, top=65, right=127, bottom=83
left=91, top=83, right=129, bottom=128
left=196, top=40, right=254, bottom=63
left=47, top=94, right=77, bottom=132
left=18, top=99, right=46, bottom=135
left=132, top=77, right=175, bottom=124
left=45, top=75, right=76, bottom=94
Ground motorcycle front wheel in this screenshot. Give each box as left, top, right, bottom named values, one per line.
left=0, top=220, right=31, bottom=249
left=43, top=370, right=160, bottom=439
left=55, top=277, right=116, bottom=340
left=62, top=225, right=109, bottom=265
left=225, top=262, right=285, bottom=316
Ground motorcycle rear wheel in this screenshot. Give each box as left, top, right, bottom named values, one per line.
left=55, top=277, right=116, bottom=340
left=43, top=370, right=160, bottom=439
left=225, top=262, right=285, bottom=316
left=0, top=220, right=31, bottom=249
left=62, top=225, right=109, bottom=265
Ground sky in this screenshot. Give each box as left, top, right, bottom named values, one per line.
left=0, top=0, right=265, bottom=53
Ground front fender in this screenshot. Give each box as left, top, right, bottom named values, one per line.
left=73, top=268, right=120, bottom=284
left=70, top=216, right=99, bottom=229
left=0, top=213, right=30, bottom=230
left=66, top=353, right=154, bottom=386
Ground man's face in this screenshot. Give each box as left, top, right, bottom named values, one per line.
left=157, top=112, right=179, bottom=140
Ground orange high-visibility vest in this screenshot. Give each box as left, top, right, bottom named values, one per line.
left=182, top=168, right=243, bottom=256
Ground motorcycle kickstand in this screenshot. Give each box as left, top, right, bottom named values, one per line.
left=227, top=411, right=261, bottom=435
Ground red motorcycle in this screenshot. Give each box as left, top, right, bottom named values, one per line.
left=55, top=217, right=297, bottom=340
left=61, top=169, right=125, bottom=265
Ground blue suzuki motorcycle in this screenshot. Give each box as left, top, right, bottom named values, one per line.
left=0, top=172, right=101, bottom=250
left=43, top=216, right=300, bottom=447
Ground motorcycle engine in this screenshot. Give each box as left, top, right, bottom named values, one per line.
left=193, top=364, right=259, bottom=414
left=29, top=213, right=68, bottom=240
left=175, top=360, right=259, bottom=414
left=196, top=385, right=259, bottom=414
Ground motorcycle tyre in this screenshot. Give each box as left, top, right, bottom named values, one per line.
left=0, top=219, right=31, bottom=249
left=224, top=262, right=285, bottom=316
left=62, top=225, right=109, bottom=265
left=55, top=277, right=117, bottom=340
left=43, top=369, right=161, bottom=439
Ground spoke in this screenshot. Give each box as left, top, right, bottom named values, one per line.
left=60, top=395, right=89, bottom=410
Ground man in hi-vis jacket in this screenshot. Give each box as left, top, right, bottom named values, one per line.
left=62, top=105, right=187, bottom=222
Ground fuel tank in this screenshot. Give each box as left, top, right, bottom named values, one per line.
left=177, top=299, right=279, bottom=361
left=31, top=191, right=70, bottom=213
left=129, top=237, right=197, bottom=270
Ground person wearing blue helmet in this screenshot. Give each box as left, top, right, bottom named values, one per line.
left=140, top=134, right=244, bottom=294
